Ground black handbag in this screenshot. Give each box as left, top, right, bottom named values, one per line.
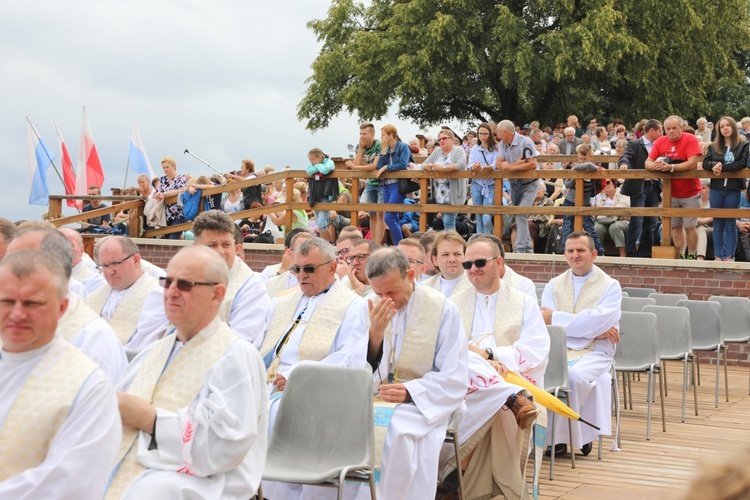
left=398, top=177, right=420, bottom=195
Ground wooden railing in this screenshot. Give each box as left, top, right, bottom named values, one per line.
left=47, top=155, right=750, bottom=257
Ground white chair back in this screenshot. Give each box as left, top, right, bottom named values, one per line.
left=648, top=292, right=688, bottom=307
left=621, top=296, right=656, bottom=312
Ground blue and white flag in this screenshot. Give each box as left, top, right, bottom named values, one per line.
left=127, top=123, right=155, bottom=179
left=27, top=119, right=56, bottom=206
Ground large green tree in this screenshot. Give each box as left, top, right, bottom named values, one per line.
left=298, top=0, right=750, bottom=129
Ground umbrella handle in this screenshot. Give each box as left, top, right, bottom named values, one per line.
left=578, top=417, right=600, bottom=430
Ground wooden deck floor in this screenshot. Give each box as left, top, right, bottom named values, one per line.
left=530, top=361, right=750, bottom=499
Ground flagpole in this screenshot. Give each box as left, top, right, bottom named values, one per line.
left=124, top=160, right=129, bottom=189
left=26, top=116, right=65, bottom=187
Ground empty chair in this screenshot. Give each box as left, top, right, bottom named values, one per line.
left=544, top=325, right=575, bottom=480
left=643, top=305, right=698, bottom=422
left=649, top=292, right=688, bottom=307
left=614, top=311, right=665, bottom=440
left=536, top=287, right=544, bottom=301
left=262, top=365, right=376, bottom=500
left=708, top=296, right=750, bottom=395
left=621, top=291, right=629, bottom=298
left=676, top=300, right=728, bottom=408
left=622, top=287, right=657, bottom=298
left=621, top=296, right=656, bottom=312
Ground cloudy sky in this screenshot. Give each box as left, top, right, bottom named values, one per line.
left=1, top=0, right=463, bottom=222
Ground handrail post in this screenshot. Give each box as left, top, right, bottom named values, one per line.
left=574, top=178, right=584, bottom=232
left=662, top=179, right=672, bottom=247
left=493, top=175, right=504, bottom=239
left=350, top=177, right=360, bottom=229
left=48, top=198, right=63, bottom=221
left=128, top=202, right=144, bottom=237
left=284, top=175, right=295, bottom=235
left=419, top=177, right=428, bottom=232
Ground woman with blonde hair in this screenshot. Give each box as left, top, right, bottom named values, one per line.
left=376, top=124, right=411, bottom=244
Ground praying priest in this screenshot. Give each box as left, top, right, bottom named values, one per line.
left=0, top=250, right=121, bottom=498
left=105, top=245, right=268, bottom=499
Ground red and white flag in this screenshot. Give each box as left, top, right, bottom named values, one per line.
left=75, top=107, right=105, bottom=198
left=54, top=119, right=79, bottom=209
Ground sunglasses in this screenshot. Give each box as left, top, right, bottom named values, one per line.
left=159, top=277, right=219, bottom=291
left=291, top=260, right=333, bottom=275
left=461, top=256, right=500, bottom=270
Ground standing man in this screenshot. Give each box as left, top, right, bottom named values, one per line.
left=541, top=231, right=622, bottom=456
left=106, top=246, right=268, bottom=499
left=81, top=185, right=111, bottom=230
left=559, top=127, right=583, bottom=155
left=618, top=119, right=663, bottom=257
left=422, top=230, right=471, bottom=297
left=0, top=250, right=120, bottom=498
left=496, top=120, right=539, bottom=253
left=344, top=123, right=384, bottom=244
left=645, top=116, right=703, bottom=259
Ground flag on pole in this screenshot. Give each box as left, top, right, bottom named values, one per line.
left=127, top=123, right=155, bottom=179
left=54, top=119, right=79, bottom=209
left=27, top=119, right=56, bottom=206
left=75, top=107, right=105, bottom=198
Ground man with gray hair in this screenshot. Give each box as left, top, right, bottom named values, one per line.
left=0, top=218, right=17, bottom=260
left=365, top=247, right=468, bottom=499
left=106, top=246, right=268, bottom=499
left=85, top=236, right=168, bottom=347
left=59, top=227, right=106, bottom=294
left=7, top=228, right=127, bottom=382
left=495, top=119, right=540, bottom=253
left=0, top=250, right=121, bottom=498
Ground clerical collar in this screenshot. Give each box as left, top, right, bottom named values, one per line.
left=0, top=339, right=55, bottom=362
left=441, top=275, right=463, bottom=285
left=572, top=268, right=594, bottom=278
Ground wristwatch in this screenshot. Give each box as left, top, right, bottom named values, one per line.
left=485, top=347, right=494, bottom=361
left=670, top=165, right=675, bottom=173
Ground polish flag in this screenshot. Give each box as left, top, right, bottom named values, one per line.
left=75, top=107, right=105, bottom=198
left=54, top=119, right=79, bottom=209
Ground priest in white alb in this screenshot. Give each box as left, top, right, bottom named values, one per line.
left=106, top=245, right=268, bottom=499
left=85, top=236, right=167, bottom=347
left=421, top=230, right=472, bottom=297
left=466, top=234, right=537, bottom=299
left=265, top=231, right=311, bottom=298
left=60, top=227, right=107, bottom=294
left=0, top=250, right=121, bottom=498
left=446, top=235, right=549, bottom=499
left=541, top=231, right=621, bottom=456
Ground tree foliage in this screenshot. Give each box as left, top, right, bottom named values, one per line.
left=298, top=0, right=750, bottom=130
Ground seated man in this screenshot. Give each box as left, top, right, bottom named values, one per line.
left=60, top=228, right=106, bottom=294
left=266, top=231, right=313, bottom=299
left=422, top=230, right=471, bottom=297
left=190, top=210, right=271, bottom=344
left=0, top=250, right=120, bottom=498
left=446, top=235, right=549, bottom=499
left=340, top=238, right=379, bottom=296
left=81, top=185, right=111, bottom=231
left=106, top=246, right=268, bottom=499
left=7, top=227, right=127, bottom=383
left=365, top=248, right=468, bottom=499
left=259, top=228, right=310, bottom=282
left=85, top=236, right=167, bottom=346
left=468, top=233, right=536, bottom=299
left=333, top=232, right=360, bottom=280
left=397, top=237, right=428, bottom=278
left=541, top=231, right=622, bottom=455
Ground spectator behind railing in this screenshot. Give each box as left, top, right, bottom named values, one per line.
left=80, top=185, right=111, bottom=232
left=154, top=156, right=188, bottom=240
left=423, top=128, right=467, bottom=232
left=221, top=179, right=244, bottom=214
left=137, top=174, right=153, bottom=200
left=468, top=122, right=499, bottom=234
left=695, top=180, right=713, bottom=260
left=375, top=124, right=411, bottom=245
left=306, top=147, right=337, bottom=243
left=594, top=180, right=630, bottom=257
left=561, top=143, right=606, bottom=256
left=702, top=116, right=749, bottom=262
left=268, top=188, right=309, bottom=235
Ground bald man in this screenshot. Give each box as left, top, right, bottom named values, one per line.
left=59, top=227, right=106, bottom=294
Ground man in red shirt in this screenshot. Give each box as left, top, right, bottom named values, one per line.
left=645, top=116, right=703, bottom=259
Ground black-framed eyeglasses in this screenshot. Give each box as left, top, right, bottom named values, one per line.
left=335, top=247, right=351, bottom=257
left=291, top=260, right=333, bottom=275
left=344, top=253, right=370, bottom=265
left=96, top=254, right=135, bottom=271
left=158, top=276, right=219, bottom=292
left=408, top=258, right=424, bottom=265
left=461, top=256, right=500, bottom=270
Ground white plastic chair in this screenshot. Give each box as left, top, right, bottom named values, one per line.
left=648, top=292, right=688, bottom=307
left=709, top=296, right=750, bottom=395
left=676, top=300, right=728, bottom=408
left=621, top=287, right=657, bottom=298
left=614, top=311, right=666, bottom=440
left=621, top=296, right=656, bottom=312
left=543, top=325, right=575, bottom=480
left=643, top=305, right=698, bottom=422
left=262, top=364, right=376, bottom=500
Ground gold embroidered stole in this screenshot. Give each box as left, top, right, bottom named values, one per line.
left=57, top=294, right=102, bottom=342
left=219, top=258, right=254, bottom=322
left=551, top=266, right=612, bottom=360
left=106, top=321, right=237, bottom=498
left=0, top=338, right=97, bottom=481
left=452, top=281, right=524, bottom=347
left=72, top=260, right=97, bottom=283
left=386, top=286, right=443, bottom=382
left=260, top=282, right=355, bottom=378
left=85, top=272, right=158, bottom=345
left=501, top=265, right=523, bottom=290
left=266, top=271, right=290, bottom=299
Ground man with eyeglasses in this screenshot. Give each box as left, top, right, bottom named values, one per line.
left=85, top=236, right=166, bottom=347
left=333, top=232, right=360, bottom=280
left=259, top=228, right=309, bottom=282
left=397, top=238, right=428, bottom=277
left=444, top=236, right=549, bottom=499
left=266, top=231, right=313, bottom=299
left=540, top=231, right=621, bottom=458
left=467, top=233, right=537, bottom=299
left=188, top=210, right=271, bottom=345
left=422, top=230, right=471, bottom=297
left=106, top=246, right=268, bottom=499
left=364, top=247, right=467, bottom=500
left=341, top=238, right=379, bottom=296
